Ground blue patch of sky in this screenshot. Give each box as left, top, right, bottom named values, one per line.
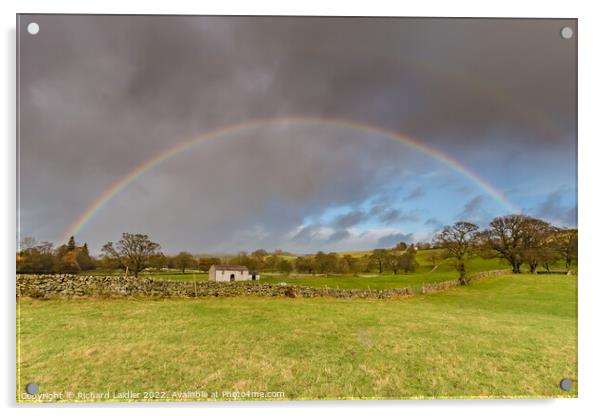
left=302, top=167, right=516, bottom=235
left=296, top=127, right=576, bottom=238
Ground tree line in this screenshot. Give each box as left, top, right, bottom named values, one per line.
left=434, top=215, right=577, bottom=284
left=17, top=236, right=95, bottom=274
left=17, top=233, right=419, bottom=277
left=222, top=244, right=419, bottom=276
left=17, top=215, right=576, bottom=280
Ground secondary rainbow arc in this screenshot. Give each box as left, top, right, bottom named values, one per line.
left=62, top=116, right=519, bottom=242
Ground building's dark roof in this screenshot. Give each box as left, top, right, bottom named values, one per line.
left=212, top=265, right=248, bottom=271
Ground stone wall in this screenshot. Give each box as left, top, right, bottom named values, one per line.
left=419, top=269, right=510, bottom=294
left=16, top=274, right=413, bottom=300
left=16, top=270, right=509, bottom=300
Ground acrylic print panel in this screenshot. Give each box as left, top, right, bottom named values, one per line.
left=16, top=15, right=577, bottom=402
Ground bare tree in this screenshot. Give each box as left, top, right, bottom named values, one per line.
left=294, top=256, right=315, bottom=274
left=369, top=249, right=390, bottom=273
left=386, top=245, right=419, bottom=274
left=339, top=254, right=357, bottom=274
left=425, top=250, right=443, bottom=271
left=278, top=259, right=293, bottom=275
left=19, top=236, right=37, bottom=251
left=434, top=221, right=479, bottom=284
left=17, top=238, right=55, bottom=274
left=174, top=251, right=195, bottom=273
left=387, top=251, right=402, bottom=274
left=314, top=251, right=339, bottom=275
left=101, top=233, right=161, bottom=277
left=393, top=242, right=408, bottom=251
left=553, top=228, right=578, bottom=271
left=521, top=218, right=557, bottom=273
left=397, top=250, right=419, bottom=274
left=479, top=215, right=553, bottom=274
left=537, top=245, right=562, bottom=272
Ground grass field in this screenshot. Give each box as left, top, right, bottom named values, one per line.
left=17, top=274, right=577, bottom=401
left=258, top=256, right=508, bottom=291
left=142, top=253, right=512, bottom=291
left=80, top=250, right=573, bottom=293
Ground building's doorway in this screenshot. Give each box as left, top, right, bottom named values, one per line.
left=230, top=274, right=235, bottom=281
left=252, top=274, right=256, bottom=281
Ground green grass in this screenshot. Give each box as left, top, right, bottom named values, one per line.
left=149, top=254, right=510, bottom=291
left=258, top=256, right=506, bottom=291
left=82, top=252, right=573, bottom=292
left=79, top=269, right=210, bottom=281
left=17, top=274, right=577, bottom=401
left=257, top=272, right=455, bottom=291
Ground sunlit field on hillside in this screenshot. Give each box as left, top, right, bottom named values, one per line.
left=17, top=274, right=577, bottom=401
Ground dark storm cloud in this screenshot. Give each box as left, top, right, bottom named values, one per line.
left=455, top=195, right=495, bottom=228
left=20, top=16, right=576, bottom=147
left=369, top=207, right=420, bottom=225
left=333, top=205, right=421, bottom=231
left=363, top=201, right=422, bottom=225
left=106, top=127, right=415, bottom=253
left=17, top=15, right=576, bottom=252
left=403, top=187, right=426, bottom=202
left=458, top=195, right=487, bottom=218
left=291, top=224, right=321, bottom=245
left=382, top=209, right=421, bottom=224
left=425, top=217, right=444, bottom=230
left=332, top=210, right=367, bottom=229
left=535, top=190, right=577, bottom=227
left=376, top=232, right=413, bottom=248
left=327, top=230, right=351, bottom=243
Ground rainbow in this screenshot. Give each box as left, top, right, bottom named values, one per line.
left=62, top=116, right=519, bottom=242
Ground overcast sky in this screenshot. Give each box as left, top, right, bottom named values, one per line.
left=18, top=15, right=577, bottom=254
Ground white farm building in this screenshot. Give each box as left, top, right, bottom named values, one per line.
left=208, top=265, right=260, bottom=282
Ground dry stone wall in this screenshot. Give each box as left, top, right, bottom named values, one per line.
left=16, top=269, right=509, bottom=300
left=419, top=269, right=510, bottom=294
left=16, top=274, right=413, bottom=300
